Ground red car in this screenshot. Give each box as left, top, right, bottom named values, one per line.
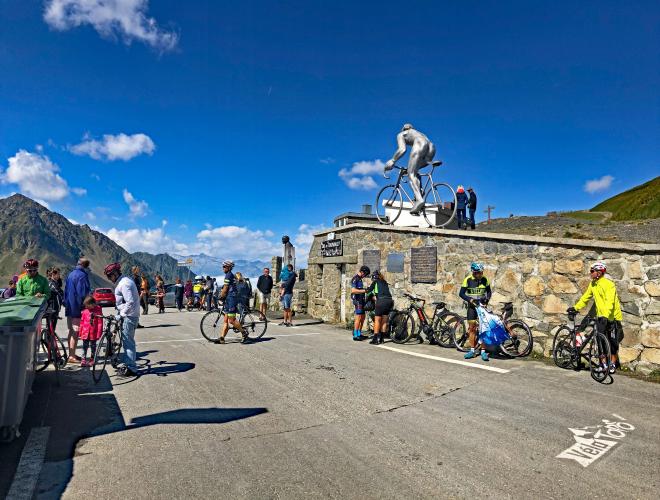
left=93, top=287, right=116, bottom=307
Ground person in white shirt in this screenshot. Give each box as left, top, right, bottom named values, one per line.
left=104, top=262, right=141, bottom=376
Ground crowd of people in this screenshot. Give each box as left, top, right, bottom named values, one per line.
left=350, top=259, right=623, bottom=373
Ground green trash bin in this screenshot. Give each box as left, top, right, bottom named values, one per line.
left=0, top=296, right=47, bottom=442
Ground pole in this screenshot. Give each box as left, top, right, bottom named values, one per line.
left=484, top=205, right=495, bottom=224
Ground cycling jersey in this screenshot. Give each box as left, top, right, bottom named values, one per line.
left=351, top=274, right=365, bottom=304
left=223, top=271, right=237, bottom=297
left=16, top=273, right=50, bottom=298
left=574, top=276, right=622, bottom=321
left=193, top=283, right=203, bottom=294
left=366, top=279, right=392, bottom=300
left=459, top=274, right=491, bottom=303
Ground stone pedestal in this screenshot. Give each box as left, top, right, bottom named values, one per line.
left=384, top=200, right=457, bottom=229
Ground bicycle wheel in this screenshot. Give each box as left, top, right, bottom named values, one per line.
left=500, top=320, right=533, bottom=357
left=390, top=311, right=415, bottom=344
left=375, top=185, right=403, bottom=224
left=200, top=310, right=224, bottom=342
left=110, top=328, right=123, bottom=369
left=552, top=326, right=575, bottom=369
left=242, top=311, right=267, bottom=340
left=432, top=312, right=461, bottom=348
left=452, top=318, right=471, bottom=352
left=36, top=329, right=51, bottom=372
left=364, top=312, right=375, bottom=337
left=588, top=332, right=611, bottom=383
left=92, top=334, right=110, bottom=384
left=423, top=182, right=457, bottom=228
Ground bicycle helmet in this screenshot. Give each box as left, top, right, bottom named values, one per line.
left=359, top=265, right=370, bottom=275
left=222, top=260, right=234, bottom=269
left=195, top=275, right=203, bottom=281
left=23, top=259, right=39, bottom=270
left=590, top=262, right=606, bottom=273
left=103, top=262, right=121, bottom=277
left=371, top=270, right=381, bottom=280
left=470, top=262, right=484, bottom=272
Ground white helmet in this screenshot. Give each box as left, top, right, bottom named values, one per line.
left=222, top=260, right=234, bottom=269
left=195, top=275, right=203, bottom=281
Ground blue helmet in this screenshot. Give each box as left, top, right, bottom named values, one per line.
left=470, top=262, right=484, bottom=272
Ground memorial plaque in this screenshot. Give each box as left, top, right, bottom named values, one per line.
left=386, top=252, right=404, bottom=273
left=411, top=246, right=437, bottom=283
left=362, top=249, right=381, bottom=273
left=320, top=239, right=343, bottom=257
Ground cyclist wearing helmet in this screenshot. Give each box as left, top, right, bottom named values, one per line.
left=350, top=265, right=371, bottom=341
left=569, top=262, right=623, bottom=374
left=459, top=262, right=492, bottom=361
left=16, top=259, right=50, bottom=299
left=104, top=262, right=140, bottom=376
left=365, top=270, right=393, bottom=344
left=218, top=260, right=248, bottom=344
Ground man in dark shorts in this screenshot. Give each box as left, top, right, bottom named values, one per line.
left=459, top=262, right=492, bottom=361
left=218, top=260, right=248, bottom=344
left=350, top=265, right=370, bottom=341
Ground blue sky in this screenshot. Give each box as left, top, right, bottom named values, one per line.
left=1, top=1, right=658, bottom=262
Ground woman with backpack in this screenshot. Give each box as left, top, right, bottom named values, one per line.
left=365, top=270, right=394, bottom=345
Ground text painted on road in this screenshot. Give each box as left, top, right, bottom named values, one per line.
left=556, top=414, right=634, bottom=467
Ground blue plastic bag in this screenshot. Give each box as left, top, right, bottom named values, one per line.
left=476, top=306, right=510, bottom=346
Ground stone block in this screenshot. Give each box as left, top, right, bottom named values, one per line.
left=640, top=348, right=660, bottom=365
left=640, top=327, right=660, bottom=348
left=644, top=301, right=660, bottom=316
left=554, top=259, right=584, bottom=275
left=620, top=325, right=641, bottom=347
left=605, top=262, right=624, bottom=280
left=626, top=260, right=644, bottom=280
left=542, top=295, right=568, bottom=314
left=521, top=301, right=543, bottom=321
left=635, top=361, right=657, bottom=375
left=622, top=311, right=642, bottom=326
left=647, top=266, right=660, bottom=280
left=548, top=275, right=578, bottom=294
left=618, top=347, right=642, bottom=364
left=521, top=259, right=535, bottom=274
left=523, top=276, right=545, bottom=297
left=495, top=269, right=521, bottom=294
left=490, top=291, right=512, bottom=305
left=642, top=255, right=658, bottom=267
left=644, top=281, right=660, bottom=297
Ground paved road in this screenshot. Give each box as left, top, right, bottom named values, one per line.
left=2, top=310, right=659, bottom=499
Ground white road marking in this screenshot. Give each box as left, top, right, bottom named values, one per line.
left=6, top=426, right=50, bottom=500
left=272, top=332, right=322, bottom=337
left=378, top=345, right=511, bottom=373
left=139, top=332, right=323, bottom=344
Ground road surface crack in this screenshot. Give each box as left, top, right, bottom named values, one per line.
left=375, top=386, right=465, bottom=414
left=241, top=423, right=325, bottom=440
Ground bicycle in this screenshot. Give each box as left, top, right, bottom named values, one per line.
left=397, top=293, right=466, bottom=347
left=36, top=307, right=68, bottom=384
left=92, top=314, right=124, bottom=384
left=552, top=311, right=611, bottom=383
left=363, top=306, right=415, bottom=344
left=453, top=302, right=533, bottom=357
left=375, top=162, right=457, bottom=228
left=200, top=303, right=268, bottom=343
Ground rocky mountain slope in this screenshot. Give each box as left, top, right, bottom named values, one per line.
left=591, top=176, right=659, bottom=220
left=169, top=253, right=269, bottom=279
left=0, top=194, right=191, bottom=288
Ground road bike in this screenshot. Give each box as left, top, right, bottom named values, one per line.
left=200, top=303, right=268, bottom=343
left=375, top=162, right=457, bottom=228
left=398, top=293, right=466, bottom=347
left=552, top=312, right=611, bottom=383
left=92, top=314, right=124, bottom=384
left=364, top=306, right=415, bottom=344
left=453, top=302, right=533, bottom=357
left=36, top=307, right=68, bottom=384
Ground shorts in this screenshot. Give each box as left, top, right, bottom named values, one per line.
left=223, top=295, right=238, bottom=316
left=353, top=300, right=365, bottom=315
left=596, top=317, right=623, bottom=355
left=282, top=293, right=293, bottom=309
left=466, top=304, right=478, bottom=322
left=66, top=316, right=81, bottom=336
left=257, top=290, right=270, bottom=305
left=374, top=298, right=394, bottom=317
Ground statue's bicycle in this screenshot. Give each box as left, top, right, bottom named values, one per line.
left=375, top=161, right=457, bottom=228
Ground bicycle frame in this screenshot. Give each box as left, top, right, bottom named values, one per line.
left=387, top=165, right=438, bottom=202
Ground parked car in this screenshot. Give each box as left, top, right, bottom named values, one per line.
left=149, top=284, right=177, bottom=308
left=93, top=288, right=116, bottom=307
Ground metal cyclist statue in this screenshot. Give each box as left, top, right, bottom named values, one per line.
left=384, top=123, right=436, bottom=215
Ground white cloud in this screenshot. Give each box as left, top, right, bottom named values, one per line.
left=122, top=189, right=149, bottom=218
left=1, top=150, right=70, bottom=201
left=35, top=199, right=52, bottom=209
left=338, top=159, right=384, bottom=190
left=294, top=224, right=326, bottom=266
left=320, top=157, right=336, bottom=165
left=84, top=211, right=96, bottom=220
left=71, top=187, right=87, bottom=196
left=91, top=173, right=101, bottom=180
left=70, top=132, right=155, bottom=161
left=584, top=175, right=614, bottom=194
left=43, top=0, right=178, bottom=51
left=161, top=219, right=168, bottom=227
left=105, top=226, right=188, bottom=254
left=196, top=226, right=280, bottom=261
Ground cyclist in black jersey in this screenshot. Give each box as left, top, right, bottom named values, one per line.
left=365, top=270, right=394, bottom=344
left=350, top=265, right=371, bottom=341
left=458, top=262, right=492, bottom=361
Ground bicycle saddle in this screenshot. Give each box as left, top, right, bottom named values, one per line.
left=431, top=160, right=442, bottom=166
left=404, top=292, right=420, bottom=301
left=432, top=301, right=446, bottom=308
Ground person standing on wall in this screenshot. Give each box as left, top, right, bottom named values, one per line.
left=63, top=257, right=91, bottom=364
left=456, top=185, right=468, bottom=229
left=467, top=187, right=477, bottom=230
left=568, top=262, right=623, bottom=374
left=256, top=268, right=273, bottom=319
left=350, top=265, right=371, bottom=341
left=365, top=270, right=393, bottom=345
left=280, top=264, right=297, bottom=327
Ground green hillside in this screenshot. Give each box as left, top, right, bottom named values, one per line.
left=591, top=176, right=660, bottom=221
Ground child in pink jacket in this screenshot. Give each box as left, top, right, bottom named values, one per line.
left=79, top=295, right=104, bottom=367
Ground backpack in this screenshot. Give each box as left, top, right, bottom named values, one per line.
left=476, top=306, right=509, bottom=346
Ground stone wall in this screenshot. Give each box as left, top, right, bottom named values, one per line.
left=308, top=224, right=660, bottom=373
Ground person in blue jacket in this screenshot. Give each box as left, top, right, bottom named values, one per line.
left=456, top=185, right=468, bottom=229
left=63, top=258, right=91, bottom=363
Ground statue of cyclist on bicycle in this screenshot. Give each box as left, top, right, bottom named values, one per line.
left=384, top=124, right=436, bottom=215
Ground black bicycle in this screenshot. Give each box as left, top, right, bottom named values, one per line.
left=398, top=293, right=466, bottom=347
left=364, top=307, right=416, bottom=344
left=36, top=307, right=68, bottom=384
left=200, top=303, right=268, bottom=343
left=552, top=311, right=611, bottom=383
left=92, top=314, right=123, bottom=384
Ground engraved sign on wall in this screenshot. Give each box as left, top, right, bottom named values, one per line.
left=386, top=252, right=405, bottom=273
left=411, top=246, right=437, bottom=283
left=362, top=250, right=381, bottom=273
left=320, top=239, right=343, bottom=257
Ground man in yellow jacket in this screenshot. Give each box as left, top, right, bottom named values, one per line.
left=569, top=261, right=622, bottom=374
